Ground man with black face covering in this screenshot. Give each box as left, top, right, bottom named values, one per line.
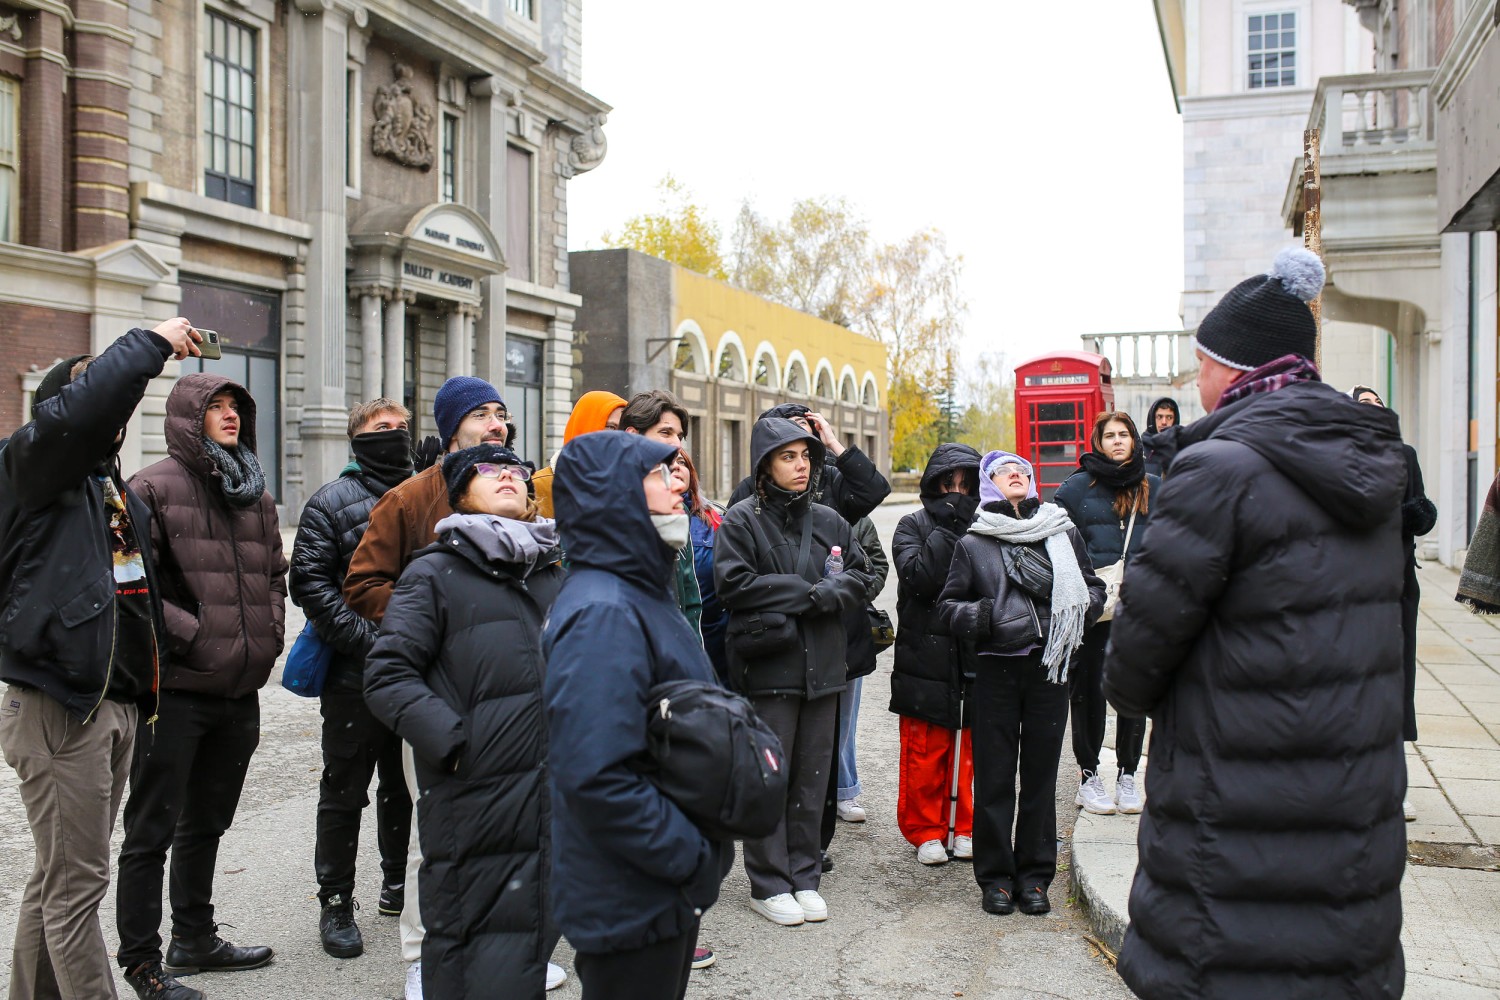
left=290, top=398, right=416, bottom=961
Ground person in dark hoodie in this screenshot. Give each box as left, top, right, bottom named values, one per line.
left=726, top=403, right=891, bottom=522
left=889, top=443, right=981, bottom=866
left=1139, top=397, right=1180, bottom=478
left=1353, top=383, right=1436, bottom=822
left=1103, top=249, right=1408, bottom=999
left=364, top=443, right=565, bottom=1000
left=939, top=452, right=1104, bottom=919
left=118, top=373, right=287, bottom=996
left=543, top=432, right=730, bottom=999
left=715, top=417, right=872, bottom=927
left=0, top=320, right=198, bottom=1000
left=289, top=397, right=415, bottom=960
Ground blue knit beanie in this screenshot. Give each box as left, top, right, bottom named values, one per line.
left=434, top=376, right=506, bottom=448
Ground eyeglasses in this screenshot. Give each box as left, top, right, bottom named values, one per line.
left=473, top=463, right=530, bottom=482
left=653, top=462, right=678, bottom=489
left=465, top=408, right=509, bottom=424
left=993, top=464, right=1031, bottom=479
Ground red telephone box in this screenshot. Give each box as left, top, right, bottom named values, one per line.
left=1014, top=351, right=1114, bottom=501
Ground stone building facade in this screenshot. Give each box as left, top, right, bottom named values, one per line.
left=1, top=0, right=607, bottom=519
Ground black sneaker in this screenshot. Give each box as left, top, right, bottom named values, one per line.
left=378, top=880, right=405, bottom=916
left=124, top=960, right=205, bottom=1000
left=164, top=926, right=273, bottom=974
left=1017, top=884, right=1051, bottom=915
left=320, top=893, right=364, bottom=959
left=820, top=851, right=834, bottom=873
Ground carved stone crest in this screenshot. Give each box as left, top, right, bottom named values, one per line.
left=371, top=64, right=434, bottom=171
left=565, top=114, right=608, bottom=178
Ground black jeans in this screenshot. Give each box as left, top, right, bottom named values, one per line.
left=1069, top=622, right=1146, bottom=775
left=971, top=651, right=1068, bottom=894
left=743, top=692, right=837, bottom=899
left=117, top=690, right=260, bottom=968
left=315, top=687, right=410, bottom=903
left=574, top=922, right=699, bottom=1000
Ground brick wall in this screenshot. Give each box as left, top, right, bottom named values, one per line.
left=0, top=307, right=92, bottom=436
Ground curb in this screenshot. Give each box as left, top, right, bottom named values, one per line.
left=1068, top=810, right=1138, bottom=955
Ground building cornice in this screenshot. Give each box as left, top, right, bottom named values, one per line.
left=132, top=182, right=312, bottom=259
left=1432, top=0, right=1497, bottom=109
left=525, top=63, right=611, bottom=120
left=1181, top=89, right=1315, bottom=121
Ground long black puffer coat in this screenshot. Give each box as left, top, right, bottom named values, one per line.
left=889, top=443, right=981, bottom=728
left=715, top=419, right=872, bottom=700
left=842, top=514, right=890, bottom=682
left=1102, top=380, right=1408, bottom=1000
left=364, top=515, right=564, bottom=999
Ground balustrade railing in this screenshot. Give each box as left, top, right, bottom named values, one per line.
left=1309, top=69, right=1436, bottom=155
left=1082, top=331, right=1190, bottom=381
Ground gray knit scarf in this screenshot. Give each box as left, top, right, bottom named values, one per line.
left=434, top=512, right=558, bottom=573
left=969, top=502, right=1090, bottom=683
left=201, top=437, right=266, bottom=508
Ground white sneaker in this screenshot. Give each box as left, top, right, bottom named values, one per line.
left=546, top=962, right=567, bottom=990
left=836, top=798, right=867, bottom=823
left=749, top=893, right=805, bottom=926
left=1115, top=772, right=1144, bottom=814
left=1076, top=771, right=1116, bottom=815
left=1404, top=798, right=1416, bottom=822
left=916, top=839, right=949, bottom=865
left=793, top=889, right=828, bottom=922
left=953, top=835, right=973, bottom=859
left=405, top=962, right=423, bottom=1000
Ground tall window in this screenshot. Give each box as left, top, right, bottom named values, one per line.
left=203, top=10, right=257, bottom=207
left=505, top=336, right=544, bottom=464
left=506, top=145, right=533, bottom=283
left=507, top=0, right=534, bottom=18
left=1248, top=11, right=1296, bottom=89
left=0, top=77, right=17, bottom=242
left=345, top=67, right=359, bottom=191
left=441, top=113, right=458, bottom=203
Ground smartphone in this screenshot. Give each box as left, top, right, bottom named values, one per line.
left=195, top=328, right=223, bottom=361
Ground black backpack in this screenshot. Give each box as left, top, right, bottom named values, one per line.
left=635, top=679, right=788, bottom=841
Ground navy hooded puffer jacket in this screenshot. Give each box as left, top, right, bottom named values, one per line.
left=542, top=432, right=731, bottom=956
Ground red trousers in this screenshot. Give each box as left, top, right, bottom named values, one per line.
left=896, top=716, right=974, bottom=846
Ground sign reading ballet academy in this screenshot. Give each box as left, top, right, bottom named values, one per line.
left=348, top=202, right=505, bottom=308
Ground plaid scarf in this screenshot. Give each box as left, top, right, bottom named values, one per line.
left=1215, top=354, right=1320, bottom=411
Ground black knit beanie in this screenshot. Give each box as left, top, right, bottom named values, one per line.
left=444, top=443, right=533, bottom=510
left=31, top=354, right=92, bottom=417
left=1194, top=248, right=1325, bottom=371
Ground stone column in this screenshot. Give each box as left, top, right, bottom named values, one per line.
left=357, top=289, right=384, bottom=398
left=384, top=291, right=408, bottom=405
left=20, top=10, right=66, bottom=249
left=467, top=78, right=510, bottom=383
left=464, top=308, right=478, bottom=374
left=69, top=0, right=133, bottom=249
left=445, top=307, right=466, bottom=378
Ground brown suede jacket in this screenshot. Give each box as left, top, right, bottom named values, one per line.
left=343, top=462, right=452, bottom=624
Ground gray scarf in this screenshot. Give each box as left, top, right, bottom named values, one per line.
left=201, top=437, right=266, bottom=508
left=435, top=512, right=558, bottom=573
left=969, top=502, right=1090, bottom=683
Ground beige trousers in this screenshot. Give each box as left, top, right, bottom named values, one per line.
left=400, top=741, right=426, bottom=965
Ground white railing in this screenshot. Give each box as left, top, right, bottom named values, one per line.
left=1082, top=331, right=1192, bottom=381
left=1309, top=69, right=1436, bottom=155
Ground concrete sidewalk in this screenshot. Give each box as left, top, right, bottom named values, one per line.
left=1071, top=562, right=1500, bottom=999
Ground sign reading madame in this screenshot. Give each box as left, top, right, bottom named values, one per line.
left=411, top=208, right=495, bottom=261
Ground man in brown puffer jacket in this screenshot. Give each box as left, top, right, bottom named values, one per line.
left=116, top=372, right=287, bottom=999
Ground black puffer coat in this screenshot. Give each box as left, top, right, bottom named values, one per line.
left=1141, top=397, right=1181, bottom=478
left=365, top=514, right=564, bottom=998
left=1102, top=380, right=1408, bottom=999
left=889, top=443, right=981, bottom=728
left=1053, top=467, right=1160, bottom=570
left=716, top=419, right=872, bottom=700
left=842, top=515, right=890, bottom=682
left=727, top=404, right=891, bottom=523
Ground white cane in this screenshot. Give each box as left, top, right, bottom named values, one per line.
left=946, top=694, right=966, bottom=856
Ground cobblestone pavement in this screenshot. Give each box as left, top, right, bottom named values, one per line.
left=0, top=503, right=1131, bottom=999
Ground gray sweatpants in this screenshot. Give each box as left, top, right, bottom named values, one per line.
left=742, top=692, right=839, bottom=899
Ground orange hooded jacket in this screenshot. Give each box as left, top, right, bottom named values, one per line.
left=532, top=390, right=628, bottom=517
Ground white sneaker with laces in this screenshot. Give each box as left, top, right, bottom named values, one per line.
left=1115, top=772, right=1144, bottom=814
left=1076, top=771, right=1116, bottom=815
left=916, top=839, right=949, bottom=865
left=793, top=889, right=828, bottom=922
left=836, top=798, right=867, bottom=823
left=749, top=893, right=805, bottom=926
left=405, top=962, right=423, bottom=1000
left=546, top=962, right=567, bottom=990
left=1404, top=798, right=1416, bottom=822
left=953, top=835, right=973, bottom=859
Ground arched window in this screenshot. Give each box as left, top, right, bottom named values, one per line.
left=786, top=360, right=808, bottom=393
left=715, top=336, right=747, bottom=382
left=840, top=373, right=857, bottom=404
left=753, top=355, right=773, bottom=386
left=861, top=374, right=878, bottom=407
left=674, top=339, right=698, bottom=372
left=815, top=367, right=834, bottom=399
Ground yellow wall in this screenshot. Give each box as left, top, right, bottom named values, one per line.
left=670, top=265, right=888, bottom=407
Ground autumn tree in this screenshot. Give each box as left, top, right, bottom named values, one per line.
left=729, top=197, right=868, bottom=326
left=956, top=352, right=1016, bottom=454
left=601, top=175, right=727, bottom=279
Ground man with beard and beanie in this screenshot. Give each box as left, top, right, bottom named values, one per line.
left=727, top=403, right=890, bottom=522
left=889, top=443, right=982, bottom=866
left=1139, top=397, right=1180, bottom=478
left=1102, top=248, right=1409, bottom=999
left=543, top=432, right=732, bottom=999
left=0, top=319, right=199, bottom=1000
left=117, top=373, right=287, bottom=998
left=290, top=397, right=415, bottom=961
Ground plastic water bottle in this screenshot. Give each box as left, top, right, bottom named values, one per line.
left=824, top=546, right=844, bottom=576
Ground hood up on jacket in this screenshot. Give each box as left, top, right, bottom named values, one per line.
left=757, top=402, right=811, bottom=423
left=164, top=371, right=257, bottom=480
left=750, top=417, right=826, bottom=495
left=563, top=390, right=628, bottom=444
left=1160, top=380, right=1403, bottom=530
left=554, top=431, right=680, bottom=591
left=1145, top=396, right=1180, bottom=434
left=919, top=443, right=981, bottom=498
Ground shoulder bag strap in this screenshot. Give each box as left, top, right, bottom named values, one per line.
left=1121, top=509, right=1138, bottom=562
left=793, top=513, right=817, bottom=583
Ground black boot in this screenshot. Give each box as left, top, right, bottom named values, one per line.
left=320, top=893, right=364, bottom=959
left=124, top=960, right=205, bottom=1000
left=378, top=880, right=405, bottom=916
left=164, top=926, right=274, bottom=974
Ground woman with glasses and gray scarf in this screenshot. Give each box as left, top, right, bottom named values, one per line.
left=938, top=452, right=1104, bottom=919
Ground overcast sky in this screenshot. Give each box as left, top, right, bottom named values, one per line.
left=567, top=2, right=1185, bottom=372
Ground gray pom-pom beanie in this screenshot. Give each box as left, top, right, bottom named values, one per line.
left=1194, top=247, right=1324, bottom=371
